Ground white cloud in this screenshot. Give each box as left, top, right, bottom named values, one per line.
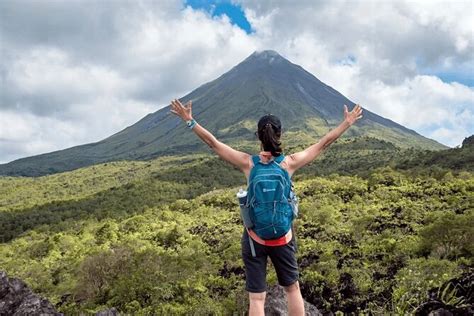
left=240, top=0, right=473, bottom=67
left=121, top=5, right=258, bottom=104
left=430, top=125, right=472, bottom=148
left=0, top=110, right=78, bottom=163
left=347, top=75, right=474, bottom=147
left=5, top=47, right=137, bottom=114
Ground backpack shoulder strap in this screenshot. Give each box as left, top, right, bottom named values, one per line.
left=272, top=154, right=287, bottom=174
left=273, top=154, right=285, bottom=164
left=251, top=155, right=261, bottom=167
left=247, top=155, right=261, bottom=188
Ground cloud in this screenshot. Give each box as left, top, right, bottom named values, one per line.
left=348, top=75, right=474, bottom=147
left=0, top=110, right=79, bottom=163
left=239, top=0, right=473, bottom=69
left=0, top=0, right=473, bottom=163
left=0, top=1, right=257, bottom=103
left=3, top=47, right=137, bottom=117
left=121, top=5, right=257, bottom=103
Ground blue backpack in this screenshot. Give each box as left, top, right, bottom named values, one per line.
left=245, top=154, right=298, bottom=240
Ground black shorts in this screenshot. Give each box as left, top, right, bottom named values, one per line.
left=241, top=228, right=299, bottom=293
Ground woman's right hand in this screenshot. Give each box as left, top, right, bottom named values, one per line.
left=170, top=99, right=193, bottom=121
left=344, top=104, right=363, bottom=125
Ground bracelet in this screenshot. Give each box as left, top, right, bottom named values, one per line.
left=186, top=119, right=197, bottom=129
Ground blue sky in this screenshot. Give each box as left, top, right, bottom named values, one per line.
left=423, top=69, right=474, bottom=87
left=185, top=0, right=252, bottom=33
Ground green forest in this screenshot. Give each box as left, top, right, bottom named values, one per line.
left=0, top=136, right=473, bottom=315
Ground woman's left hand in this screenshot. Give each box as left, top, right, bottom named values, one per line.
left=170, top=99, right=193, bottom=121
left=344, top=104, right=363, bottom=125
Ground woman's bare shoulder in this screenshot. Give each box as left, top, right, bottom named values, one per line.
left=243, top=155, right=253, bottom=180
left=281, top=154, right=295, bottom=177
left=282, top=153, right=297, bottom=164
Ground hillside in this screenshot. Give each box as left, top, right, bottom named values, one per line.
left=2, top=136, right=473, bottom=242
left=0, top=50, right=447, bottom=177
left=0, top=148, right=472, bottom=314
left=393, top=135, right=474, bottom=172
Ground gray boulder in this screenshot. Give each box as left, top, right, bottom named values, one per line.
left=264, top=284, right=322, bottom=315
left=95, top=307, right=120, bottom=315
left=0, top=270, right=62, bottom=315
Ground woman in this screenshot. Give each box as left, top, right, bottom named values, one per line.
left=170, top=99, right=363, bottom=316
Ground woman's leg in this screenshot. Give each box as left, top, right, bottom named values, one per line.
left=284, top=281, right=304, bottom=316
left=242, top=229, right=268, bottom=314
left=249, top=291, right=266, bottom=316
left=269, top=236, right=303, bottom=315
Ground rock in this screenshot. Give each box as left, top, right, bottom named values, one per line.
left=95, top=307, right=119, bottom=315
left=0, top=270, right=62, bottom=315
left=264, top=284, right=322, bottom=315
left=428, top=308, right=453, bottom=316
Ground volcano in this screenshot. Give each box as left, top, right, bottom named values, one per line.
left=0, top=50, right=446, bottom=176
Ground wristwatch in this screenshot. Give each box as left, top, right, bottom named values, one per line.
left=186, top=119, right=196, bottom=129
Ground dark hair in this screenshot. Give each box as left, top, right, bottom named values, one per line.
left=257, top=114, right=282, bottom=157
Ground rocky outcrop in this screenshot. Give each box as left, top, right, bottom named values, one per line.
left=0, top=270, right=62, bottom=315
left=264, top=284, right=322, bottom=315
left=461, top=135, right=474, bottom=148
left=0, top=270, right=121, bottom=315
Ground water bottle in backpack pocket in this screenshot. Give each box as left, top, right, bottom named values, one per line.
left=289, top=185, right=299, bottom=218
left=237, top=188, right=253, bottom=228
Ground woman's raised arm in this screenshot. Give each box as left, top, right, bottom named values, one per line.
left=170, top=99, right=251, bottom=173
left=285, top=104, right=363, bottom=175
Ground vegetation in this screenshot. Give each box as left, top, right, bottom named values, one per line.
left=0, top=138, right=472, bottom=314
